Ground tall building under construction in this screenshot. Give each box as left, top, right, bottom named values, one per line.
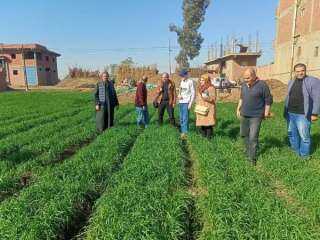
left=273, top=0, right=320, bottom=82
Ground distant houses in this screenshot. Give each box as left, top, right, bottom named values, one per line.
left=0, top=44, right=60, bottom=88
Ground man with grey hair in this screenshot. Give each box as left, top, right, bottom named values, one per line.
left=94, top=71, right=119, bottom=133
left=237, top=68, right=273, bottom=165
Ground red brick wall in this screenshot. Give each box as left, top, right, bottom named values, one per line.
left=277, top=10, right=293, bottom=44
left=312, top=0, right=320, bottom=31
left=257, top=64, right=274, bottom=80
left=296, top=1, right=313, bottom=36
left=279, top=0, right=295, bottom=12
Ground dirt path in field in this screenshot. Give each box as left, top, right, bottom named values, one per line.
left=180, top=139, right=202, bottom=240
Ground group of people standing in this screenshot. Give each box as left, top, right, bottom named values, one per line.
left=94, top=63, right=320, bottom=165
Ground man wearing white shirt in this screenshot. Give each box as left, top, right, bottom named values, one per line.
left=178, top=69, right=195, bottom=139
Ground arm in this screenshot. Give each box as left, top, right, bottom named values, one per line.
left=264, top=84, right=273, bottom=117
left=172, top=83, right=177, bottom=107
left=111, top=82, right=119, bottom=107
left=236, top=86, right=243, bottom=118
left=237, top=99, right=242, bottom=119
left=94, top=83, right=100, bottom=110
left=189, top=80, right=195, bottom=109
left=311, top=78, right=320, bottom=117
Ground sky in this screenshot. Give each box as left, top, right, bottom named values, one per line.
left=1, top=0, right=279, bottom=78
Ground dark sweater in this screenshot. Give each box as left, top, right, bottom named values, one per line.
left=241, top=80, right=273, bottom=118
left=288, top=79, right=304, bottom=114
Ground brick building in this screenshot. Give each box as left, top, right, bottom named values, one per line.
left=205, top=51, right=261, bottom=82
left=273, top=0, right=320, bottom=82
left=0, top=44, right=60, bottom=87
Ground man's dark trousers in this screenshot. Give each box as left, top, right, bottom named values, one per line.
left=96, top=105, right=115, bottom=133
left=240, top=116, right=263, bottom=163
left=158, top=100, right=175, bottom=125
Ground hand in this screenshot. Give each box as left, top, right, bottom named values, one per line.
left=265, top=112, right=274, bottom=119
left=311, top=115, right=318, bottom=122
left=236, top=110, right=241, bottom=119
left=188, top=104, right=192, bottom=110
left=142, top=106, right=146, bottom=111
left=95, top=105, right=100, bottom=111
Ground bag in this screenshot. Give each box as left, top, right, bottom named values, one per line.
left=194, top=104, right=209, bottom=116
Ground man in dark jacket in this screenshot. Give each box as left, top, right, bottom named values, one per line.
left=284, top=63, right=320, bottom=157
left=154, top=72, right=177, bottom=126
left=94, top=71, right=119, bottom=133
left=135, top=75, right=149, bottom=128
left=236, top=68, right=273, bottom=165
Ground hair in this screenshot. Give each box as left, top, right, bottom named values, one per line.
left=100, top=70, right=109, bottom=77
left=294, top=63, right=307, bottom=71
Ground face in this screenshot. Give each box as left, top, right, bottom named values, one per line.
left=101, top=73, right=109, bottom=81
left=200, top=78, right=205, bottom=86
left=295, top=66, right=306, bottom=80
left=243, top=71, right=255, bottom=84
left=162, top=74, right=169, bottom=82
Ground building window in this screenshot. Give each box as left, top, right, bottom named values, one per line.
left=297, top=46, right=302, bottom=58
left=39, top=67, right=42, bottom=71
left=24, top=51, right=35, bottom=60
left=11, top=54, right=16, bottom=59
left=45, top=56, right=49, bottom=61
left=315, top=47, right=319, bottom=57
left=52, top=58, right=55, bottom=63
left=45, top=68, right=50, bottom=72
left=13, top=70, right=19, bottom=75
left=36, top=52, right=42, bottom=60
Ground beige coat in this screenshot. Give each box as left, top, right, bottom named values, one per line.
left=195, top=86, right=216, bottom=127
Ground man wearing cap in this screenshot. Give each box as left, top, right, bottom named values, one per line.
left=178, top=69, right=195, bottom=139
left=154, top=72, right=177, bottom=126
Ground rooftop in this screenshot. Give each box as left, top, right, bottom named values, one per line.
left=205, top=52, right=261, bottom=65
left=0, top=43, right=60, bottom=56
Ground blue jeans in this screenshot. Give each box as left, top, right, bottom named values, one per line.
left=179, top=103, right=189, bottom=134
left=288, top=112, right=311, bottom=157
left=136, top=106, right=149, bottom=127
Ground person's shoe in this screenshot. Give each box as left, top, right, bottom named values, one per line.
left=180, top=133, right=187, bottom=140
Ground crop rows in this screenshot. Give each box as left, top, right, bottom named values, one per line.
left=0, top=110, right=142, bottom=239
left=84, top=124, right=188, bottom=240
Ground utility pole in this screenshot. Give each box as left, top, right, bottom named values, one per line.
left=22, top=44, right=29, bottom=91
left=290, top=0, right=301, bottom=80
left=168, top=39, right=173, bottom=75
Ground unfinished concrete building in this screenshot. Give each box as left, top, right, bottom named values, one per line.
left=273, top=0, right=320, bottom=82
left=0, top=44, right=60, bottom=87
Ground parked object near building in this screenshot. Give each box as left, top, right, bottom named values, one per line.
left=0, top=67, right=7, bottom=91
left=0, top=44, right=60, bottom=87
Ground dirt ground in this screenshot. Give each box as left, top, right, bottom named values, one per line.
left=118, top=78, right=288, bottom=104
left=10, top=77, right=287, bottom=104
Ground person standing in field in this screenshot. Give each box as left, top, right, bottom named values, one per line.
left=178, top=69, right=195, bottom=139
left=94, top=71, right=119, bottom=133
left=135, top=75, right=149, bottom=128
left=195, top=74, right=216, bottom=139
left=154, top=72, right=177, bottom=126
left=236, top=68, right=273, bottom=165
left=284, top=63, right=320, bottom=158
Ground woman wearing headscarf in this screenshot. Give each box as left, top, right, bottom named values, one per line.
left=195, top=74, right=217, bottom=139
